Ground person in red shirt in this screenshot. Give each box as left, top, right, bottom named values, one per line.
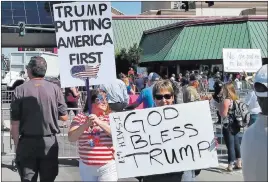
left=128, top=67, right=135, bottom=77
left=68, top=89, right=115, bottom=181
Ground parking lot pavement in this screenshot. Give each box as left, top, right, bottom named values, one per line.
left=2, top=154, right=243, bottom=182
left=197, top=169, right=243, bottom=181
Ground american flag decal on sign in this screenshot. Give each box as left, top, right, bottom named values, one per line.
left=70, top=64, right=100, bottom=79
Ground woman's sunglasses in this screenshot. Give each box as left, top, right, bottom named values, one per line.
left=95, top=94, right=106, bottom=104
left=154, top=94, right=172, bottom=100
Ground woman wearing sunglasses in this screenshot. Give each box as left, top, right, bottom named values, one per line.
left=142, top=80, right=196, bottom=182
left=68, top=89, right=115, bottom=181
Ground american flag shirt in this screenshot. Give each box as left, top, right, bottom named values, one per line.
left=70, top=112, right=114, bottom=166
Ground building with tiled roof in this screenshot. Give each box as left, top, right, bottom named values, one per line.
left=138, top=16, right=267, bottom=75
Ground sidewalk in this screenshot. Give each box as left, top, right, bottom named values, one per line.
left=2, top=155, right=243, bottom=181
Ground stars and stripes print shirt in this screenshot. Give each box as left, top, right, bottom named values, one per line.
left=70, top=113, right=114, bottom=166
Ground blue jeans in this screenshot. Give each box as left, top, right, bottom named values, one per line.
left=248, top=114, right=258, bottom=126
left=222, top=127, right=241, bottom=164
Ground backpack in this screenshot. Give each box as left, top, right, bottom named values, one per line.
left=230, top=100, right=250, bottom=128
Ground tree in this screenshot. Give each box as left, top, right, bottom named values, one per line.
left=115, top=48, right=130, bottom=75
left=115, top=44, right=142, bottom=76
left=127, top=43, right=142, bottom=66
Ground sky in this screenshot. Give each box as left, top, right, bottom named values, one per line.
left=111, top=2, right=141, bottom=15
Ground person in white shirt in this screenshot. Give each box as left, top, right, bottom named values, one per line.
left=208, top=75, right=215, bottom=92
left=241, top=64, right=268, bottom=182
left=170, top=73, right=175, bottom=80
left=244, top=75, right=261, bottom=126
left=99, top=79, right=129, bottom=112
left=234, top=75, right=242, bottom=90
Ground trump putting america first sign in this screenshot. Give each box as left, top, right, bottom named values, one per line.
left=53, top=2, right=116, bottom=88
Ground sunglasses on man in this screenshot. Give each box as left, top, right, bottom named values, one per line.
left=154, top=94, right=173, bottom=100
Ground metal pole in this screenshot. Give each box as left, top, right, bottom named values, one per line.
left=1, top=25, right=55, bottom=32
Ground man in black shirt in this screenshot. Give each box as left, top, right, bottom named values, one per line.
left=11, top=56, right=68, bottom=182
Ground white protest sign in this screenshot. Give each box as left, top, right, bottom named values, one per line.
left=109, top=101, right=219, bottom=179
left=223, top=48, right=262, bottom=73
left=53, top=2, right=116, bottom=88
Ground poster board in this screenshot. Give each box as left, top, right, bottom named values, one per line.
left=223, top=48, right=262, bottom=73
left=109, top=101, right=219, bottom=179
left=53, top=2, right=116, bottom=88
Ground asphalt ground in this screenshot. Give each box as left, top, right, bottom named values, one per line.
left=1, top=154, right=243, bottom=181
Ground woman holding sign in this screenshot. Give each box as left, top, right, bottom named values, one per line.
left=142, top=80, right=196, bottom=182
left=68, top=89, right=116, bottom=181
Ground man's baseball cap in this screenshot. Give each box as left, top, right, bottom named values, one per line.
left=148, top=72, right=160, bottom=82
left=254, top=64, right=268, bottom=97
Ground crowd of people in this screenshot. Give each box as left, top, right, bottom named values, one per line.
left=9, top=56, right=267, bottom=182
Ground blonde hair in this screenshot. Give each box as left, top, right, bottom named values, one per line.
left=153, top=80, right=174, bottom=96
left=223, top=82, right=239, bottom=101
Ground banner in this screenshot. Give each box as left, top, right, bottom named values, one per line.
left=110, top=101, right=218, bottom=179
left=53, top=2, right=116, bottom=88
left=223, top=48, right=262, bottom=73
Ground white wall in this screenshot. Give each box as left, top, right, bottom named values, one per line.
left=141, top=1, right=172, bottom=13
left=196, top=8, right=247, bottom=16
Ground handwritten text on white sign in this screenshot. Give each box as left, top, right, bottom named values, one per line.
left=110, top=101, right=219, bottom=178
left=223, top=48, right=262, bottom=72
